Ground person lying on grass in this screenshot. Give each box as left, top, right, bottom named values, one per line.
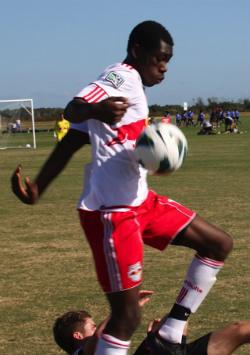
left=53, top=290, right=250, bottom=355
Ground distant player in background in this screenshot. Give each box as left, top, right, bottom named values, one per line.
left=225, top=111, right=234, bottom=132
left=16, top=118, right=22, bottom=132
left=197, top=119, right=215, bottom=135
left=186, top=110, right=194, bottom=126
left=196, top=111, right=205, bottom=126
left=175, top=112, right=182, bottom=127
left=161, top=111, right=172, bottom=124
left=54, top=113, right=70, bottom=142
left=12, top=20, right=233, bottom=355
left=235, top=109, right=240, bottom=123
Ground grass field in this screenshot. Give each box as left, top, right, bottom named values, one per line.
left=1, top=115, right=250, bottom=354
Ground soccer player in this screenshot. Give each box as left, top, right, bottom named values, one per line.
left=12, top=21, right=233, bottom=355
left=54, top=113, right=70, bottom=142
left=161, top=111, right=172, bottom=124
left=53, top=290, right=153, bottom=355
left=53, top=303, right=250, bottom=355
left=235, top=109, right=240, bottom=123
left=175, top=112, right=182, bottom=127
left=196, top=111, right=205, bottom=126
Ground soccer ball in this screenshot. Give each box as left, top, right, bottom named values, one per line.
left=135, top=123, right=188, bottom=174
left=26, top=143, right=31, bottom=148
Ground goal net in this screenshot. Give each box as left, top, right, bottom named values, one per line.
left=0, top=99, right=36, bottom=149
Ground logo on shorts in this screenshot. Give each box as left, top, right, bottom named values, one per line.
left=105, top=71, right=125, bottom=88
left=128, top=262, right=142, bottom=282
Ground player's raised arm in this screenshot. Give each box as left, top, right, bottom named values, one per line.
left=64, top=96, right=129, bottom=125
left=11, top=129, right=89, bottom=205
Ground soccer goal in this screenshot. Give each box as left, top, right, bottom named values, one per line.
left=0, top=98, right=36, bottom=149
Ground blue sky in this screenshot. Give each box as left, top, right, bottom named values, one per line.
left=1, top=0, right=249, bottom=108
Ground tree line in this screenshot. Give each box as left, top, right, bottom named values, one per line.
left=1, top=98, right=249, bottom=122
left=149, top=97, right=250, bottom=117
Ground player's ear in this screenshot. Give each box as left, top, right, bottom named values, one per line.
left=73, top=331, right=84, bottom=340
left=131, top=43, right=142, bottom=59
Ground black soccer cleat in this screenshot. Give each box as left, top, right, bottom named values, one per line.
left=146, top=332, right=186, bottom=355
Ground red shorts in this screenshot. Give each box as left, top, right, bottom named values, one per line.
left=78, top=190, right=196, bottom=293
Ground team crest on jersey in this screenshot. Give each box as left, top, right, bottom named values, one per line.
left=105, top=71, right=125, bottom=88
left=128, top=262, right=142, bottom=282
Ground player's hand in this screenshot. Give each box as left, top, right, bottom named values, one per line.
left=11, top=165, right=39, bottom=205
left=147, top=318, right=161, bottom=333
left=138, top=290, right=154, bottom=307
left=94, top=97, right=129, bottom=125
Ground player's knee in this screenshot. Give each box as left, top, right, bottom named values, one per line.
left=202, top=231, right=233, bottom=261
left=216, top=232, right=233, bottom=260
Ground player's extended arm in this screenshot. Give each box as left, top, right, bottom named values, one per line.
left=64, top=97, right=129, bottom=125
left=11, top=129, right=89, bottom=205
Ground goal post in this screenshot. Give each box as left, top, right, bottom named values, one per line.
left=0, top=98, right=36, bottom=149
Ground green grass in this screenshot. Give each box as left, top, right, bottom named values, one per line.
left=0, top=117, right=250, bottom=354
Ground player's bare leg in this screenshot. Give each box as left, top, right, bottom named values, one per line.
left=207, top=321, right=250, bottom=355
left=152, top=215, right=233, bottom=350
left=95, top=286, right=141, bottom=355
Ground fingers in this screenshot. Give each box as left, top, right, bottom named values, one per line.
left=147, top=320, right=154, bottom=333
left=138, top=290, right=154, bottom=307
left=138, top=297, right=151, bottom=307
left=109, top=96, right=129, bottom=104
left=10, top=165, right=34, bottom=204
left=25, top=178, right=39, bottom=204
left=98, top=97, right=129, bottom=124
left=147, top=319, right=161, bottom=333
left=139, top=290, right=154, bottom=297
left=11, top=165, right=24, bottom=196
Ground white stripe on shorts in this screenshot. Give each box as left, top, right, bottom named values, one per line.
left=101, top=212, right=122, bottom=292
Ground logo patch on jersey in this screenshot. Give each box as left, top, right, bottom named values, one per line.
left=128, top=262, right=142, bottom=282
left=105, top=71, right=125, bottom=88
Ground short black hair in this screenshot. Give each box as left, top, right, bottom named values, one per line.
left=53, top=310, right=92, bottom=354
left=127, top=20, right=174, bottom=54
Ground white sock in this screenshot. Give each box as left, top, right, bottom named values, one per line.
left=159, top=254, right=224, bottom=344
left=94, top=333, right=130, bottom=355
left=159, top=319, right=186, bottom=344
left=176, top=254, right=224, bottom=312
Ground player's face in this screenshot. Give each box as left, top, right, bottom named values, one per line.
left=83, top=317, right=97, bottom=337
left=139, top=40, right=173, bottom=87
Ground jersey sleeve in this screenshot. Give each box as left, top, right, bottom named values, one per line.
left=75, top=83, right=109, bottom=103
left=96, top=65, right=141, bottom=101
left=75, top=65, right=141, bottom=104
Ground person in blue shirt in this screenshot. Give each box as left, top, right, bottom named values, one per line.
left=235, top=110, right=240, bottom=122
left=176, top=112, right=182, bottom=127
left=196, top=111, right=205, bottom=126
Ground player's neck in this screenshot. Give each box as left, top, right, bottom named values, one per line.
left=123, top=56, right=138, bottom=71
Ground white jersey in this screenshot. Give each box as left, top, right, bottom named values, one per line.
left=72, top=62, right=149, bottom=211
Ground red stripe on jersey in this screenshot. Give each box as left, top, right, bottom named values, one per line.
left=106, top=119, right=146, bottom=146
left=83, top=84, right=108, bottom=102
left=90, top=91, right=108, bottom=103
left=82, top=85, right=101, bottom=100
left=122, top=63, right=134, bottom=70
